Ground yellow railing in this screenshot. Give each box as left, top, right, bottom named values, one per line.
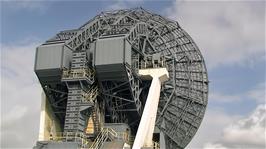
left=89, top=128, right=118, bottom=149
left=62, top=68, right=95, bottom=79
left=41, top=132, right=90, bottom=147
left=81, top=86, right=99, bottom=103
left=153, top=141, right=160, bottom=149
left=142, top=141, right=160, bottom=149
left=116, top=132, right=130, bottom=143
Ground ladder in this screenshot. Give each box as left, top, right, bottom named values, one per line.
left=92, top=108, right=100, bottom=134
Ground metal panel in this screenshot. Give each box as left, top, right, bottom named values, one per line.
left=87, top=41, right=95, bottom=64
left=35, top=43, right=63, bottom=70
left=35, top=43, right=72, bottom=71
left=62, top=46, right=72, bottom=69
left=125, top=39, right=131, bottom=65
left=95, top=64, right=128, bottom=81
left=95, top=37, right=124, bottom=65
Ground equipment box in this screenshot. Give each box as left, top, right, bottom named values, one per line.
left=34, top=43, right=72, bottom=80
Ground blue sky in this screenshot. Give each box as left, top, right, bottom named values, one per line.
left=1, top=1, right=173, bottom=44
left=1, top=1, right=265, bottom=148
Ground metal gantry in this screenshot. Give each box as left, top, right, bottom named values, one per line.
left=35, top=8, right=208, bottom=149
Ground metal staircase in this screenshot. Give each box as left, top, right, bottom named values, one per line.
left=89, top=128, right=118, bottom=149
left=62, top=49, right=96, bottom=143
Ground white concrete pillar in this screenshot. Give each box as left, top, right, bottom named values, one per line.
left=133, top=68, right=169, bottom=149
left=38, top=92, right=46, bottom=141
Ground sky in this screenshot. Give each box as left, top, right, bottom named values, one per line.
left=0, top=0, right=265, bottom=148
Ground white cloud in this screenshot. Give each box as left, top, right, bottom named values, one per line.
left=221, top=104, right=266, bottom=148
left=3, top=0, right=49, bottom=13
left=105, top=0, right=144, bottom=11
left=203, top=143, right=228, bottom=149
left=247, top=83, right=266, bottom=104
left=1, top=41, right=42, bottom=148
left=165, top=1, right=265, bottom=69
left=106, top=0, right=129, bottom=10
left=209, top=82, right=265, bottom=104
left=187, top=107, right=240, bottom=149
left=188, top=81, right=265, bottom=148
left=1, top=105, right=28, bottom=125
left=209, top=92, right=241, bottom=103
left=188, top=104, right=266, bottom=149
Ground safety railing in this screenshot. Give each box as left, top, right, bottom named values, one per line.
left=81, top=86, right=99, bottom=103
left=128, top=135, right=135, bottom=146
left=89, top=128, right=118, bottom=149
left=153, top=141, right=160, bottom=149
left=139, top=58, right=166, bottom=69
left=41, top=132, right=89, bottom=148
left=116, top=132, right=130, bottom=143
left=62, top=68, right=95, bottom=80
left=142, top=141, right=160, bottom=149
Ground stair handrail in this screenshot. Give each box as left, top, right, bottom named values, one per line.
left=89, top=129, right=108, bottom=149
left=89, top=128, right=118, bottom=149
left=43, top=132, right=89, bottom=147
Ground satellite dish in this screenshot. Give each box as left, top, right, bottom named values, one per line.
left=34, top=8, right=208, bottom=149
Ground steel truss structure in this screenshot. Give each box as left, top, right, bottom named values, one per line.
left=35, top=8, right=208, bottom=149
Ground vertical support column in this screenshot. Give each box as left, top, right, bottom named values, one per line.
left=133, top=68, right=169, bottom=149
left=64, top=86, right=85, bottom=134
left=38, top=91, right=62, bottom=141
left=38, top=92, right=47, bottom=141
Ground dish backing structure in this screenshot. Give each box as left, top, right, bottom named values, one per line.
left=33, top=8, right=208, bottom=149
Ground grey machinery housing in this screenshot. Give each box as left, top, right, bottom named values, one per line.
left=34, top=8, right=208, bottom=149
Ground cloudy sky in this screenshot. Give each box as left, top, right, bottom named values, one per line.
left=1, top=0, right=265, bottom=148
